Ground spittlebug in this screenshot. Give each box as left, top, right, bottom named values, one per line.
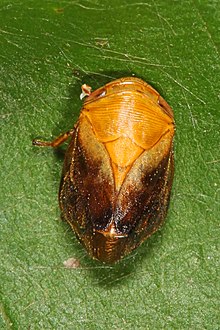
left=33, top=77, right=175, bottom=263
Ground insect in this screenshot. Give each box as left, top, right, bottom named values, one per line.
left=33, top=77, right=175, bottom=263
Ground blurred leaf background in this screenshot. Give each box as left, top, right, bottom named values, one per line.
left=0, top=1, right=219, bottom=329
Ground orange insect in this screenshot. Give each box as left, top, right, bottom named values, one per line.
left=33, top=77, right=175, bottom=263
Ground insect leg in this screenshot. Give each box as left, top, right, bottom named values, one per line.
left=32, top=129, right=75, bottom=148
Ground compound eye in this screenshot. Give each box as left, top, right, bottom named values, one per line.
left=98, top=90, right=106, bottom=98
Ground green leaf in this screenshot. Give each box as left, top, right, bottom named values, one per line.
left=1, top=1, right=219, bottom=329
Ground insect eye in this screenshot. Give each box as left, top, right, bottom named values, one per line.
left=97, top=89, right=106, bottom=98
left=85, top=88, right=107, bottom=103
